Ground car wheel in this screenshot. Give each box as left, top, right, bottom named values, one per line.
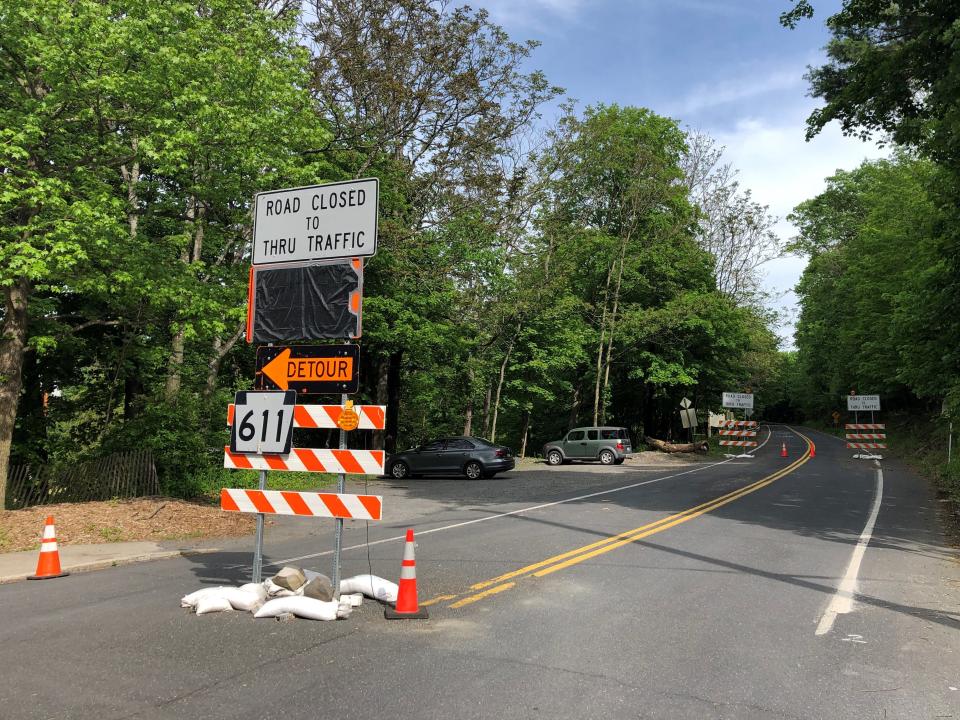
left=546, top=450, right=563, bottom=466
left=599, top=449, right=616, bottom=465
left=464, top=461, right=483, bottom=480
left=390, top=461, right=410, bottom=479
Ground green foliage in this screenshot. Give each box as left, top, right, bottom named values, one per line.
left=5, top=4, right=788, bottom=493
left=783, top=0, right=960, bottom=170
left=789, top=155, right=958, bottom=421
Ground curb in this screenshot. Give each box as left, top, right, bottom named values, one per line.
left=0, top=547, right=221, bottom=585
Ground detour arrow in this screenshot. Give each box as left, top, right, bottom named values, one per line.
left=256, top=345, right=360, bottom=395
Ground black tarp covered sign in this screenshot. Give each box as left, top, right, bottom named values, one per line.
left=247, top=259, right=362, bottom=343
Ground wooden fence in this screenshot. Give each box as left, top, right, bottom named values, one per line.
left=5, top=450, right=161, bottom=510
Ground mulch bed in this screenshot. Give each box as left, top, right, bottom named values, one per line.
left=0, top=497, right=254, bottom=552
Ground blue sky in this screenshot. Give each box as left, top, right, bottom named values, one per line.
left=469, top=0, right=886, bottom=346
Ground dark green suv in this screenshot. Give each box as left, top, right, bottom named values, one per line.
left=542, top=426, right=632, bottom=466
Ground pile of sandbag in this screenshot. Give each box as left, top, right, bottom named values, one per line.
left=180, top=567, right=399, bottom=622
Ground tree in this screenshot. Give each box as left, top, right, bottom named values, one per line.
left=306, top=0, right=560, bottom=450
left=681, top=130, right=781, bottom=306
left=782, top=0, right=960, bottom=168
left=0, top=0, right=127, bottom=506
left=1, top=0, right=328, bottom=500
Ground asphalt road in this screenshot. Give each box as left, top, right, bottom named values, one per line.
left=1, top=425, right=958, bottom=719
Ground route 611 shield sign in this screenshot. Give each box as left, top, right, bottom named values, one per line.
left=230, top=390, right=296, bottom=455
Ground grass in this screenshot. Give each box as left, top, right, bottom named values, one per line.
left=96, top=526, right=126, bottom=542
left=191, top=466, right=343, bottom=498
left=0, top=526, right=9, bottom=550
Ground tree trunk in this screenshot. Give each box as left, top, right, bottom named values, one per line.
left=0, top=277, right=31, bottom=508
left=385, top=350, right=402, bottom=453
left=165, top=198, right=204, bottom=403
left=600, top=241, right=628, bottom=425
left=372, top=355, right=389, bottom=450
left=592, top=262, right=613, bottom=425
left=519, top=409, right=530, bottom=458
left=490, top=333, right=517, bottom=444
left=644, top=436, right=708, bottom=454
left=203, top=321, right=245, bottom=398
left=481, top=383, right=492, bottom=437
left=568, top=381, right=582, bottom=431
left=463, top=365, right=474, bottom=436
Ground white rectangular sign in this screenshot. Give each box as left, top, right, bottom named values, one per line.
left=680, top=408, right=698, bottom=429
left=252, top=178, right=379, bottom=266
left=722, top=392, right=754, bottom=410
left=230, top=390, right=296, bottom=455
left=847, top=395, right=880, bottom=411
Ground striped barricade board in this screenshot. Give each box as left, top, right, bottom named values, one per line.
left=719, top=420, right=758, bottom=447
left=221, top=489, right=382, bottom=520
left=223, top=447, right=385, bottom=475
left=227, top=404, right=386, bottom=430
left=845, top=423, right=886, bottom=449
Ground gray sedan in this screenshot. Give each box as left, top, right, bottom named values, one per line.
left=387, top=437, right=515, bottom=479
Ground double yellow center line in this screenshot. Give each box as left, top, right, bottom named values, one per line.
left=436, top=430, right=812, bottom=609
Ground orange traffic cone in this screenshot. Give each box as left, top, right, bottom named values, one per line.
left=809, top=443, right=816, bottom=458
left=384, top=528, right=428, bottom=619
left=28, top=516, right=69, bottom=580
left=780, top=442, right=788, bottom=458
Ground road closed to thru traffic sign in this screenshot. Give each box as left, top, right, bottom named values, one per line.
left=253, top=178, right=379, bottom=266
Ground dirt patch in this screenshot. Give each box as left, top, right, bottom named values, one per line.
left=0, top=498, right=254, bottom=552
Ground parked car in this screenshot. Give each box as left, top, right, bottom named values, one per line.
left=386, top=436, right=515, bottom=480
left=542, top=426, right=632, bottom=466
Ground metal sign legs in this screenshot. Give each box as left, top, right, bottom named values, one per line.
left=252, top=469, right=267, bottom=583
left=331, top=393, right=347, bottom=600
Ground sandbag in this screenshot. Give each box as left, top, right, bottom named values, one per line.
left=339, top=574, right=398, bottom=603
left=221, top=587, right=264, bottom=612
left=181, top=586, right=231, bottom=608
left=239, top=583, right=268, bottom=602
left=264, top=578, right=297, bottom=598
left=196, top=595, right=233, bottom=615
left=340, top=593, right=363, bottom=608
left=254, top=596, right=353, bottom=621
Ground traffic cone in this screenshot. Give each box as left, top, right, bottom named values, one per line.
left=384, top=528, right=428, bottom=619
left=809, top=443, right=816, bottom=458
left=780, top=442, right=788, bottom=458
left=28, top=516, right=69, bottom=580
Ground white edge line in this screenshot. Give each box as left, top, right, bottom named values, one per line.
left=815, top=461, right=884, bottom=636
left=266, top=426, right=774, bottom=568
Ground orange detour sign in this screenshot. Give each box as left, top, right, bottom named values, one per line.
left=337, top=401, right=360, bottom=431
left=255, top=345, right=359, bottom=395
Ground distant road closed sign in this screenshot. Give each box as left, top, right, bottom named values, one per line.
left=252, top=178, right=379, bottom=266
left=847, top=394, right=880, bottom=411
left=722, top=392, right=754, bottom=410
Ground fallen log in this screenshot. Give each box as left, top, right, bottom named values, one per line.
left=644, top=436, right=709, bottom=454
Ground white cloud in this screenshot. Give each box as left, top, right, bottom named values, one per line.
left=712, top=114, right=888, bottom=346
left=665, top=67, right=805, bottom=116
left=471, top=0, right=584, bottom=31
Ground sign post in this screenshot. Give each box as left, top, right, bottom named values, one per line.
left=229, top=390, right=296, bottom=582
left=331, top=392, right=348, bottom=599
left=223, top=177, right=383, bottom=589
